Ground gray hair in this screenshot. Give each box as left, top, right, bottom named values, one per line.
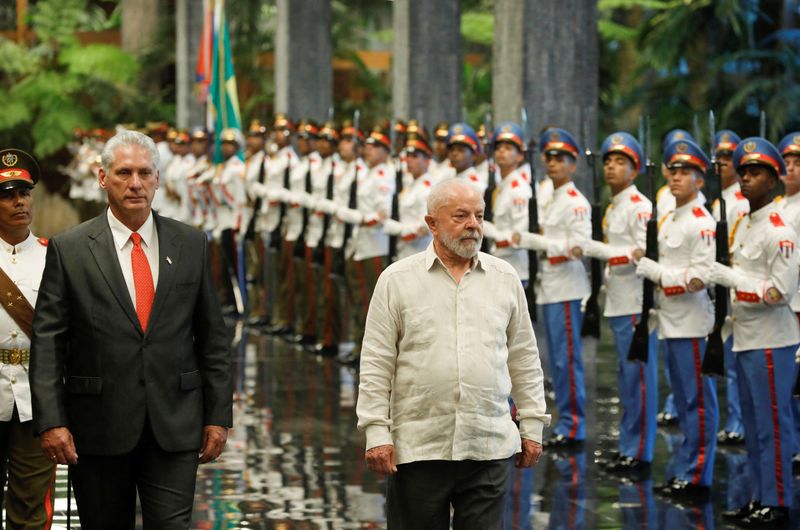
left=100, top=129, right=160, bottom=173
left=426, top=178, right=484, bottom=214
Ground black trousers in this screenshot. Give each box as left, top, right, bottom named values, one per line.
left=71, top=417, right=199, bottom=530
left=386, top=458, right=512, bottom=530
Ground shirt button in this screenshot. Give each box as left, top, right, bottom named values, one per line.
left=10, top=331, right=17, bottom=338
left=10, top=377, right=15, bottom=384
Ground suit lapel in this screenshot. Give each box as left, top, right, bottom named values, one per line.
left=87, top=214, right=141, bottom=332
left=146, top=213, right=182, bottom=335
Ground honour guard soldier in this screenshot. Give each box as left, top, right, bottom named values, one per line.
left=186, top=128, right=212, bottom=229
left=776, top=132, right=800, bottom=472
left=0, top=149, right=55, bottom=528
left=709, top=138, right=798, bottom=527
left=430, top=122, right=454, bottom=182
left=654, top=129, right=697, bottom=426
left=512, top=127, right=591, bottom=448
left=447, top=123, right=487, bottom=193
left=582, top=132, right=658, bottom=473
left=300, top=121, right=340, bottom=349
left=313, top=122, right=367, bottom=358
left=161, top=130, right=192, bottom=222
left=482, top=122, right=532, bottom=281
left=253, top=114, right=297, bottom=336
left=710, top=130, right=749, bottom=446
left=336, top=126, right=395, bottom=365
left=280, top=120, right=320, bottom=342
left=637, top=139, right=718, bottom=499
left=382, top=134, right=434, bottom=260
left=243, top=120, right=269, bottom=326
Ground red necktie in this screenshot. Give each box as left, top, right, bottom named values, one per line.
left=130, top=232, right=154, bottom=331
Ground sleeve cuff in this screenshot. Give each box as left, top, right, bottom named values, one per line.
left=365, top=424, right=394, bottom=450
left=518, top=419, right=545, bottom=444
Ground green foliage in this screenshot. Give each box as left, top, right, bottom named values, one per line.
left=0, top=0, right=139, bottom=159
left=461, top=12, right=494, bottom=48
left=599, top=0, right=799, bottom=144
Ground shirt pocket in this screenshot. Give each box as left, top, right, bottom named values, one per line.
left=401, top=309, right=436, bottom=350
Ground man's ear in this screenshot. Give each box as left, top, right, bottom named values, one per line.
left=98, top=168, right=107, bottom=190
left=696, top=174, right=705, bottom=190
left=425, top=214, right=436, bottom=233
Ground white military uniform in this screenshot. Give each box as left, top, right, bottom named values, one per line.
left=584, top=185, right=651, bottom=317
left=282, top=151, right=321, bottom=244
left=727, top=203, right=800, bottom=351
left=0, top=233, right=47, bottom=423
left=517, top=181, right=591, bottom=304
left=382, top=173, right=433, bottom=260
left=711, top=182, right=750, bottom=228
left=210, top=155, right=246, bottom=235
left=257, top=145, right=296, bottom=239
left=455, top=166, right=488, bottom=194
left=653, top=198, right=715, bottom=339
left=484, top=168, right=532, bottom=280
left=243, top=149, right=267, bottom=231
left=304, top=154, right=336, bottom=250
left=323, top=158, right=366, bottom=251
left=338, top=162, right=395, bottom=261
left=186, top=154, right=211, bottom=228
left=777, top=193, right=800, bottom=312
left=429, top=159, right=455, bottom=183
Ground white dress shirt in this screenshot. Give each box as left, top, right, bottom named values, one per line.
left=0, top=232, right=47, bottom=422
left=107, top=209, right=160, bottom=307
left=357, top=243, right=551, bottom=465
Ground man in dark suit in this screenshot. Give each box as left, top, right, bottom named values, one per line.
left=29, top=130, right=233, bottom=529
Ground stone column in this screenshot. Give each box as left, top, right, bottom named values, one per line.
left=392, top=0, right=461, bottom=126
left=275, top=0, right=333, bottom=122
left=523, top=0, right=599, bottom=194
left=175, top=0, right=205, bottom=129
left=492, top=0, right=524, bottom=124
left=121, top=0, right=160, bottom=55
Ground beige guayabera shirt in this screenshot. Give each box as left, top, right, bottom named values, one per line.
left=356, top=243, right=551, bottom=465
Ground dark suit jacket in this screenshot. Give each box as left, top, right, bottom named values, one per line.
left=29, top=211, right=232, bottom=455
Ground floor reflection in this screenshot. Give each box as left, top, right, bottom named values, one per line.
left=43, top=319, right=800, bottom=529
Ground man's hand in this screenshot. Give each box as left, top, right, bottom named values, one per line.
left=365, top=444, right=397, bottom=475
left=199, top=425, right=228, bottom=464
left=515, top=438, right=542, bottom=468
left=41, top=427, right=78, bottom=465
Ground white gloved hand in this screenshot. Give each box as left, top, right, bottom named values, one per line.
left=635, top=257, right=662, bottom=283
left=494, top=229, right=513, bottom=245
left=382, top=218, right=403, bottom=235
left=316, top=198, right=338, bottom=215
left=250, top=182, right=268, bottom=198
left=582, top=240, right=611, bottom=260
left=482, top=220, right=499, bottom=240
left=647, top=308, right=658, bottom=336
left=708, top=262, right=739, bottom=289
left=336, top=206, right=363, bottom=225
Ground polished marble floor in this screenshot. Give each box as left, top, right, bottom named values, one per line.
left=47, top=317, right=800, bottom=529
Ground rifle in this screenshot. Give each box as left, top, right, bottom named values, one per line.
left=244, top=149, right=266, bottom=241
left=522, top=108, right=538, bottom=321
left=628, top=116, right=655, bottom=363
left=316, top=157, right=336, bottom=263
left=388, top=119, right=402, bottom=262
left=270, top=155, right=291, bottom=250
left=294, top=160, right=312, bottom=258
left=702, top=110, right=726, bottom=377
left=481, top=112, right=496, bottom=253
left=581, top=129, right=602, bottom=339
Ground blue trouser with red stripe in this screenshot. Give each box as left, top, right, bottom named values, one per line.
left=663, top=338, right=718, bottom=486
left=542, top=300, right=585, bottom=440
left=609, top=315, right=658, bottom=462
left=736, top=345, right=797, bottom=508
left=660, top=339, right=678, bottom=418
left=723, top=334, right=745, bottom=436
